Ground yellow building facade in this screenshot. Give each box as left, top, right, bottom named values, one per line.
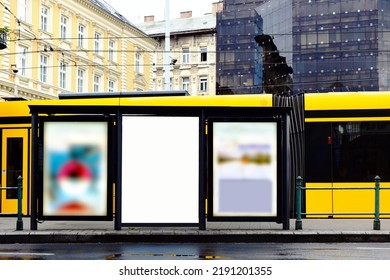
left=0, top=0, right=157, bottom=100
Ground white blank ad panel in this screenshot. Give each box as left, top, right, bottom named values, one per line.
left=121, top=116, right=199, bottom=224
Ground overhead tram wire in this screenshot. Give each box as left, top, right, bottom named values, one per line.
left=3, top=46, right=389, bottom=57
left=6, top=28, right=390, bottom=42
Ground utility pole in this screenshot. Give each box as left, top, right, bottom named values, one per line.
left=164, top=0, right=171, bottom=90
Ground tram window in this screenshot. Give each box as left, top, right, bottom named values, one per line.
left=332, top=122, right=390, bottom=182
left=6, top=138, right=23, bottom=199
left=305, top=122, right=332, bottom=182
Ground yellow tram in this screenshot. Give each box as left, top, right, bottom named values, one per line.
left=1, top=91, right=390, bottom=219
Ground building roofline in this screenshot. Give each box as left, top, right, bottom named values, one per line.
left=137, top=14, right=216, bottom=37
left=84, top=0, right=153, bottom=41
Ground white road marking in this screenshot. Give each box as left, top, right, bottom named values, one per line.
left=357, top=247, right=390, bottom=250
left=0, top=252, right=54, bottom=256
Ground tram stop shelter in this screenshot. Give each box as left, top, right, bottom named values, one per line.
left=28, top=92, right=291, bottom=231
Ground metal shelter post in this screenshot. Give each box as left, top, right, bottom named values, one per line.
left=283, top=113, right=291, bottom=230
left=115, top=108, right=122, bottom=230
left=199, top=110, right=206, bottom=230
left=30, top=112, right=38, bottom=230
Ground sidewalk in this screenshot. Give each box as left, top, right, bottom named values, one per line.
left=1, top=217, right=390, bottom=243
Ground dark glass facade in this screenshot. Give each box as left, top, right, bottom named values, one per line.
left=216, top=0, right=266, bottom=94
left=216, top=0, right=390, bottom=95
left=256, top=0, right=294, bottom=95
left=293, top=0, right=381, bottom=93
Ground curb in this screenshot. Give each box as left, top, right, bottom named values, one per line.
left=2, top=231, right=390, bottom=243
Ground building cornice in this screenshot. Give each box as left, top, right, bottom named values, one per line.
left=0, top=81, right=54, bottom=100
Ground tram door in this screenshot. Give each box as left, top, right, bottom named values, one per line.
left=304, top=122, right=333, bottom=216
left=1, top=129, right=29, bottom=215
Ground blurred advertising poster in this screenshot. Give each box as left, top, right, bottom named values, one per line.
left=43, top=122, right=108, bottom=217
left=213, top=122, right=277, bottom=217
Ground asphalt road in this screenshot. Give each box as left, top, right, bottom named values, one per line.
left=1, top=242, right=390, bottom=260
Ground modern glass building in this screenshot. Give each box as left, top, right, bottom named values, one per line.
left=216, top=0, right=390, bottom=95
left=255, top=0, right=294, bottom=95
left=293, top=0, right=390, bottom=93
left=216, top=0, right=266, bottom=94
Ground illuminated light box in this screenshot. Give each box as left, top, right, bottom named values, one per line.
left=121, top=116, right=199, bottom=224
left=211, top=121, right=278, bottom=217
left=42, top=121, right=109, bottom=217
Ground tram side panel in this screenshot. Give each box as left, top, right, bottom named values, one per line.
left=304, top=94, right=390, bottom=218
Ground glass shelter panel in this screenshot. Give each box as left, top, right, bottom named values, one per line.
left=211, top=121, right=278, bottom=217
left=121, top=116, right=199, bottom=224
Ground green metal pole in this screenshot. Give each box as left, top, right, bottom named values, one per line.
left=16, top=176, right=23, bottom=231
left=373, top=175, right=381, bottom=230
left=295, top=176, right=303, bottom=230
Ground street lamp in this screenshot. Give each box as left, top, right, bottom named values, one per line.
left=11, top=64, right=18, bottom=74
left=164, top=0, right=170, bottom=91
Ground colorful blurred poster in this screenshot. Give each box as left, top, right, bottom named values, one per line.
left=43, top=122, right=108, bottom=217
left=213, top=122, right=278, bottom=217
